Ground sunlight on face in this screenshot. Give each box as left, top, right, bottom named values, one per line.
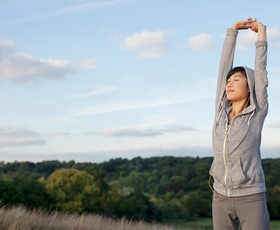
left=226, top=72, right=250, bottom=102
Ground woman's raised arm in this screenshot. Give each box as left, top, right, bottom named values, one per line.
left=215, top=19, right=251, bottom=112
left=252, top=20, right=268, bottom=111
left=251, top=20, right=267, bottom=41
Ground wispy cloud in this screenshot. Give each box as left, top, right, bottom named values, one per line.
left=85, top=125, right=196, bottom=137
left=0, top=53, right=95, bottom=82
left=86, top=128, right=162, bottom=137
left=67, top=145, right=213, bottom=162
left=0, top=127, right=46, bottom=148
left=122, top=31, right=168, bottom=58
left=2, top=144, right=280, bottom=163
left=41, top=132, right=72, bottom=136
left=185, top=33, right=214, bottom=51
left=41, top=85, right=121, bottom=102
left=61, top=145, right=280, bottom=162
left=65, top=79, right=215, bottom=118
left=1, top=0, right=137, bottom=27
left=69, top=99, right=177, bottom=117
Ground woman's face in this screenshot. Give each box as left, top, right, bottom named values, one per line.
left=226, top=71, right=250, bottom=102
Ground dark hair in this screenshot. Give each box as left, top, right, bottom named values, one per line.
left=226, top=66, right=247, bottom=80
left=226, top=66, right=250, bottom=107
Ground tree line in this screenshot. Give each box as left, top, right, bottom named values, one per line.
left=0, top=156, right=280, bottom=221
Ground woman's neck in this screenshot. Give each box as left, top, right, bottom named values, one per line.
left=229, top=97, right=250, bottom=123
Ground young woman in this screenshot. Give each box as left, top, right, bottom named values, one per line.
left=209, top=18, right=270, bottom=230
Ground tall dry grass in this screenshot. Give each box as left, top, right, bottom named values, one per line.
left=0, top=205, right=174, bottom=230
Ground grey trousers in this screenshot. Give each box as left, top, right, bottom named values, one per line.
left=212, top=191, right=270, bottom=230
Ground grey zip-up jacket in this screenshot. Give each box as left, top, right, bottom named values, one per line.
left=210, top=28, right=268, bottom=197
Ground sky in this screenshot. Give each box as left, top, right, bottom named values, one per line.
left=0, top=0, right=280, bottom=163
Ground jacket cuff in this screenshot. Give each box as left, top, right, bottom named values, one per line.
left=226, top=28, right=238, bottom=36
left=255, top=40, right=268, bottom=48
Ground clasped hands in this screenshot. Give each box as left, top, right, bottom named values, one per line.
left=232, top=18, right=265, bottom=32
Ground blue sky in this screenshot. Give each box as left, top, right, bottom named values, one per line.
left=0, top=0, right=280, bottom=163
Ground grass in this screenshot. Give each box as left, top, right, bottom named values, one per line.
left=165, top=219, right=213, bottom=230
left=1, top=206, right=280, bottom=230
left=271, top=221, right=280, bottom=230
left=166, top=218, right=280, bottom=230
left=0, top=205, right=174, bottom=230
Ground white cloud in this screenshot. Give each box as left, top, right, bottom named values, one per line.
left=267, top=27, right=280, bottom=49
left=186, top=33, right=214, bottom=51
left=268, top=121, right=280, bottom=128
left=267, top=27, right=280, bottom=41
left=0, top=40, right=14, bottom=53
left=236, top=27, right=280, bottom=50
left=0, top=53, right=95, bottom=82
left=85, top=125, right=196, bottom=137
left=164, top=125, right=196, bottom=132
left=236, top=30, right=257, bottom=50
left=0, top=127, right=46, bottom=147
left=122, top=31, right=168, bottom=58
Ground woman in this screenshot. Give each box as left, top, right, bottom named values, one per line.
left=209, top=18, right=270, bottom=230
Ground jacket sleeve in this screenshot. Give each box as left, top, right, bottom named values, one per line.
left=254, top=40, right=268, bottom=112
left=215, top=28, right=238, bottom=112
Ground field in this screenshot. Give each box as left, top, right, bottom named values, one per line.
left=167, top=218, right=280, bottom=230
left=0, top=206, right=280, bottom=230
left=0, top=205, right=172, bottom=230
left=166, top=219, right=213, bottom=230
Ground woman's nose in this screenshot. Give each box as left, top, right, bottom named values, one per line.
left=227, top=81, right=233, bottom=87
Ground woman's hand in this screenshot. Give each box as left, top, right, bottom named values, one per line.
left=232, top=18, right=267, bottom=40
left=232, top=20, right=252, bottom=30
left=250, top=21, right=266, bottom=33
left=247, top=18, right=267, bottom=40
left=232, top=18, right=257, bottom=30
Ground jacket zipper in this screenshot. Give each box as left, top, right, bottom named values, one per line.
left=223, top=113, right=242, bottom=196
left=223, top=122, right=231, bottom=196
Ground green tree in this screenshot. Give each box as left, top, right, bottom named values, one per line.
left=84, top=165, right=110, bottom=212
left=85, top=166, right=109, bottom=193
left=13, top=177, right=50, bottom=208
left=116, top=192, right=162, bottom=222
left=0, top=177, right=50, bottom=209
left=182, top=190, right=211, bottom=218
left=40, top=168, right=100, bottom=213
left=0, top=179, right=21, bottom=205
left=123, top=171, right=146, bottom=192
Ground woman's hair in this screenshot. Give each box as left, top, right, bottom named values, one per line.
left=226, top=66, right=247, bottom=80
left=226, top=66, right=250, bottom=107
